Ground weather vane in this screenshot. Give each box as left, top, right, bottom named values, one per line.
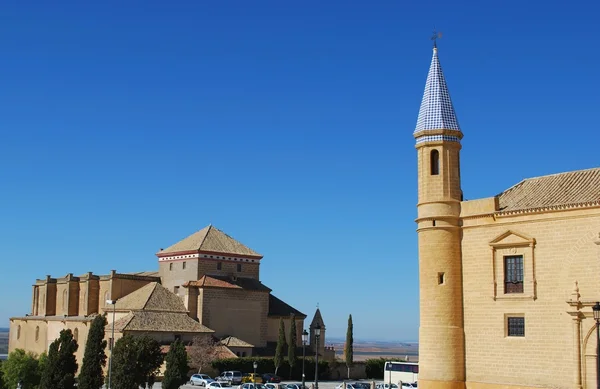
left=431, top=29, right=442, bottom=48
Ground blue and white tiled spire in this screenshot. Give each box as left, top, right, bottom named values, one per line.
left=414, top=47, right=462, bottom=144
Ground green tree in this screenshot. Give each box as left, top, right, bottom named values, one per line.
left=162, top=340, right=189, bottom=389
left=0, top=362, right=4, bottom=389
left=287, top=314, right=297, bottom=378
left=344, top=314, right=353, bottom=379
left=274, top=318, right=286, bottom=375
left=40, top=329, right=79, bottom=389
left=78, top=315, right=108, bottom=389
left=1, top=349, right=41, bottom=389
left=111, top=335, right=163, bottom=389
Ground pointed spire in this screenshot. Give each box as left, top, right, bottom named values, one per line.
left=414, top=45, right=462, bottom=144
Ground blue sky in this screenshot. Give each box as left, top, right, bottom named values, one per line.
left=0, top=1, right=598, bottom=342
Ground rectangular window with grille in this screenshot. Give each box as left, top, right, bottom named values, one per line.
left=504, top=255, right=524, bottom=293
left=507, top=317, right=525, bottom=337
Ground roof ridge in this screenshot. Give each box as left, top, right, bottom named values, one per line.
left=141, top=282, right=159, bottom=310
left=518, top=167, right=600, bottom=181
left=497, top=167, right=600, bottom=197
left=199, top=225, right=212, bottom=249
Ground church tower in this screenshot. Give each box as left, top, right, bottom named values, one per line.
left=414, top=43, right=465, bottom=389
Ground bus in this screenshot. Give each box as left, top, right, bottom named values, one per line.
left=383, top=361, right=418, bottom=385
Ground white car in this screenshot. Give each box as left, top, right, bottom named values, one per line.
left=190, top=374, right=216, bottom=386
left=208, top=382, right=232, bottom=389
left=401, top=384, right=417, bottom=389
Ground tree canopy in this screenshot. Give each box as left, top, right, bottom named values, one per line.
left=78, top=315, right=108, bottom=389
left=1, top=349, right=42, bottom=389
left=274, top=318, right=286, bottom=375
left=40, top=329, right=79, bottom=389
left=162, top=340, right=189, bottom=389
left=344, top=314, right=354, bottom=379
left=188, top=335, right=219, bottom=373
left=110, top=335, right=163, bottom=389
left=287, top=314, right=297, bottom=377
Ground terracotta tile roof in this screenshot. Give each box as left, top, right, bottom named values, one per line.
left=158, top=225, right=262, bottom=257
left=268, top=294, right=306, bottom=318
left=220, top=336, right=254, bottom=348
left=183, top=275, right=271, bottom=292
left=497, top=167, right=600, bottom=213
left=115, top=282, right=187, bottom=312
left=113, top=311, right=214, bottom=333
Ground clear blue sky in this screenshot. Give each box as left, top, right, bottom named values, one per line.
left=1, top=1, right=598, bottom=342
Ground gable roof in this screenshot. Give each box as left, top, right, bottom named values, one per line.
left=113, top=311, right=213, bottom=333
left=114, top=282, right=187, bottom=312
left=268, top=294, right=306, bottom=318
left=497, top=167, right=600, bottom=213
left=183, top=275, right=271, bottom=292
left=220, top=336, right=254, bottom=348
left=158, top=225, right=262, bottom=257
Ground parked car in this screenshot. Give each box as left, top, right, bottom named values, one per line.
left=240, top=384, right=267, bottom=389
left=216, top=371, right=244, bottom=385
left=261, top=374, right=281, bottom=383
left=190, top=374, right=215, bottom=386
left=208, top=382, right=232, bottom=389
left=242, top=373, right=263, bottom=383
left=401, top=384, right=417, bottom=388
left=283, top=383, right=308, bottom=389
left=376, top=384, right=399, bottom=389
left=264, top=383, right=283, bottom=389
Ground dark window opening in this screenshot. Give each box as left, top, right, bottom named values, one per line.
left=507, top=317, right=525, bottom=337
left=217, top=262, right=222, bottom=270
left=432, top=219, right=436, bottom=227
left=182, top=261, right=186, bottom=270
left=430, top=150, right=440, bottom=175
left=504, top=255, right=524, bottom=293
left=169, top=263, right=173, bottom=271
left=174, top=334, right=182, bottom=341
left=237, top=264, right=242, bottom=272
left=438, top=272, right=445, bottom=285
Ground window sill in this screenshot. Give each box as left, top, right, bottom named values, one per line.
left=495, top=294, right=535, bottom=301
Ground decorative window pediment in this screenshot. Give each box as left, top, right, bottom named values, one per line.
left=489, top=230, right=535, bottom=248
left=489, top=230, right=537, bottom=301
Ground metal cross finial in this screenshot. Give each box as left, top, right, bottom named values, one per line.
left=431, top=29, right=443, bottom=48
left=316, top=302, right=319, bottom=309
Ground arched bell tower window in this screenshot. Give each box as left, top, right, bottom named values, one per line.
left=430, top=149, right=440, bottom=175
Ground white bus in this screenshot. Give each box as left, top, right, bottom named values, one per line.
left=383, top=361, right=418, bottom=385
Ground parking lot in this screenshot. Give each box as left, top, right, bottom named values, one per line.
left=154, top=381, right=354, bottom=389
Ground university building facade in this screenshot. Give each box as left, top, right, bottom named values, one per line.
left=415, top=44, right=600, bottom=389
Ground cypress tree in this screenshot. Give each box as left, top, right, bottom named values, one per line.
left=78, top=315, right=108, bottom=389
left=287, top=314, right=297, bottom=378
left=40, top=329, right=79, bottom=389
left=345, top=314, right=354, bottom=379
left=162, top=340, right=190, bottom=389
left=274, top=318, right=286, bottom=375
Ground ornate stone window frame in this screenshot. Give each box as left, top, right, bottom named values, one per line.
left=489, top=230, right=536, bottom=301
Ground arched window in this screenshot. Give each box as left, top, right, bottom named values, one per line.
left=104, top=291, right=110, bottom=306
left=430, top=150, right=440, bottom=175
left=74, top=328, right=79, bottom=342
left=35, top=326, right=40, bottom=342
left=17, top=325, right=21, bottom=340
left=62, top=289, right=68, bottom=311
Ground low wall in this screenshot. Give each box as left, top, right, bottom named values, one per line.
left=328, top=361, right=367, bottom=380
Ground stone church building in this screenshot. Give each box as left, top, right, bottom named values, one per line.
left=9, top=225, right=332, bottom=365
left=415, top=44, right=600, bottom=389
